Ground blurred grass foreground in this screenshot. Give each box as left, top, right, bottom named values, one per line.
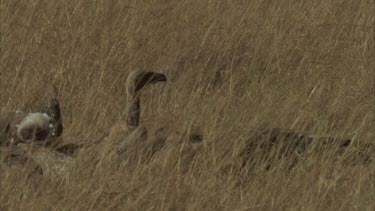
left=0, top=1, right=374, bottom=210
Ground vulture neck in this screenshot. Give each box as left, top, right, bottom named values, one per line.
left=124, top=71, right=167, bottom=131
left=126, top=93, right=140, bottom=131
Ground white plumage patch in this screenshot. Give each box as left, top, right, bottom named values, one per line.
left=16, top=113, right=53, bottom=142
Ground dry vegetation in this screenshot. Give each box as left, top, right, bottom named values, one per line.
left=1, top=0, right=374, bottom=210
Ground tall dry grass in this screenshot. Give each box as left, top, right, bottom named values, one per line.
left=0, top=0, right=374, bottom=210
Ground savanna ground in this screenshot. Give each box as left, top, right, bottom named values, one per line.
left=0, top=0, right=374, bottom=210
